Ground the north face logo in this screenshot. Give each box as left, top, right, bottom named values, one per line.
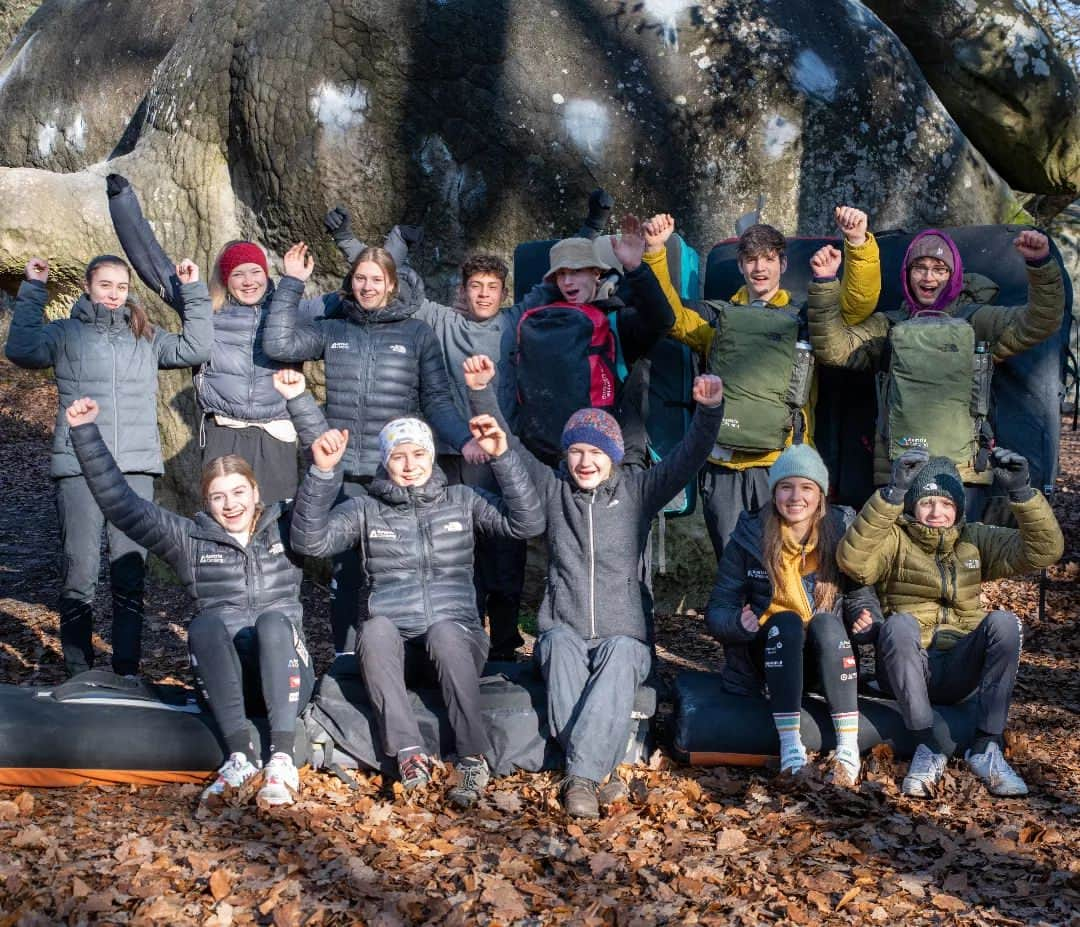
left=443, top=521, right=465, bottom=533
left=369, top=528, right=396, bottom=540
left=268, top=541, right=284, bottom=555
left=388, top=344, right=407, bottom=354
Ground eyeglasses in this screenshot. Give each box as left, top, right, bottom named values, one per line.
left=909, top=262, right=951, bottom=279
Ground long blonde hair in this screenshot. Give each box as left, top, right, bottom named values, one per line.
left=760, top=495, right=841, bottom=613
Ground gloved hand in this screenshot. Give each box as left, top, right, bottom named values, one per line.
left=882, top=449, right=929, bottom=504
left=991, top=447, right=1035, bottom=502
left=105, top=174, right=130, bottom=198
left=584, top=188, right=614, bottom=232
left=324, top=206, right=353, bottom=242
left=398, top=224, right=424, bottom=248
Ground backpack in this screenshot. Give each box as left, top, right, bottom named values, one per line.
left=515, top=301, right=625, bottom=459
left=704, top=301, right=815, bottom=452
left=880, top=309, right=993, bottom=469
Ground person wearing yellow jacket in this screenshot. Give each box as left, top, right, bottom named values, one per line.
left=641, top=209, right=881, bottom=559
left=837, top=449, right=1064, bottom=798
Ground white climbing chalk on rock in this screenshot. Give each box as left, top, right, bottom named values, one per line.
left=310, top=82, right=369, bottom=132
left=792, top=49, right=838, bottom=102
left=763, top=114, right=801, bottom=159
left=563, top=99, right=610, bottom=156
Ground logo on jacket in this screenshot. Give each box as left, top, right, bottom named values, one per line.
left=369, top=528, right=396, bottom=540
left=748, top=568, right=768, bottom=580
left=329, top=341, right=350, bottom=350
left=897, top=436, right=929, bottom=449
left=443, top=521, right=465, bottom=533
left=388, top=344, right=407, bottom=354
left=722, top=417, right=741, bottom=430
left=767, top=625, right=779, bottom=639
left=269, top=541, right=284, bottom=555
left=199, top=553, right=225, bottom=564
left=963, top=558, right=980, bottom=569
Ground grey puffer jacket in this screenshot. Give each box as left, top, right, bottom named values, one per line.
left=262, top=276, right=472, bottom=478
left=705, top=507, right=883, bottom=696
left=5, top=279, right=212, bottom=478
left=290, top=450, right=544, bottom=639
left=70, top=419, right=313, bottom=637
left=469, top=382, right=724, bottom=644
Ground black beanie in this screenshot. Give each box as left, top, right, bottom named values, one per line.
left=904, top=456, right=965, bottom=515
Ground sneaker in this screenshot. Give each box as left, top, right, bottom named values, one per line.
left=827, top=746, right=861, bottom=788
left=559, top=775, right=600, bottom=819
left=202, top=752, right=259, bottom=802
left=965, top=742, right=1028, bottom=797
left=779, top=743, right=809, bottom=776
left=258, top=752, right=300, bottom=807
left=598, top=777, right=629, bottom=807
left=398, top=752, right=434, bottom=791
left=902, top=743, right=948, bottom=798
left=446, top=755, right=491, bottom=809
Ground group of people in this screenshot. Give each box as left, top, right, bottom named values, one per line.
left=3, top=175, right=1065, bottom=817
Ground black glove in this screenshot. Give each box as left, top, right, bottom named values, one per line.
left=398, top=224, right=424, bottom=248
left=991, top=447, right=1034, bottom=502
left=324, top=206, right=353, bottom=242
left=105, top=173, right=130, bottom=198
left=584, top=188, right=614, bottom=232
left=881, top=449, right=929, bottom=504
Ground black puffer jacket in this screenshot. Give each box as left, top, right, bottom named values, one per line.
left=5, top=279, right=212, bottom=478
left=263, top=276, right=472, bottom=478
left=705, top=508, right=883, bottom=696
left=469, top=382, right=724, bottom=644
left=69, top=418, right=320, bottom=636
left=290, top=451, right=544, bottom=639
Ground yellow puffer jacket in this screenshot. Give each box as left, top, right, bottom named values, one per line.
left=837, top=489, right=1064, bottom=649
left=645, top=234, right=881, bottom=470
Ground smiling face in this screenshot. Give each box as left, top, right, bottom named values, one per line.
left=772, top=477, right=822, bottom=532
left=351, top=260, right=392, bottom=310
left=555, top=267, right=601, bottom=304
left=566, top=443, right=613, bottom=490
left=206, top=472, right=261, bottom=536
left=913, top=495, right=957, bottom=529
left=737, top=250, right=786, bottom=302
left=907, top=258, right=952, bottom=307
left=226, top=262, right=269, bottom=306
left=464, top=273, right=506, bottom=320
left=86, top=263, right=131, bottom=310
left=385, top=442, right=433, bottom=488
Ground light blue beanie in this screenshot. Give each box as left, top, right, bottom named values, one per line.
left=767, top=443, right=829, bottom=495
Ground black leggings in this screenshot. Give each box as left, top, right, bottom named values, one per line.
left=751, top=611, right=857, bottom=715
left=188, top=609, right=315, bottom=760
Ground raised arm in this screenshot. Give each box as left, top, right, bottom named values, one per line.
left=609, top=215, right=676, bottom=364
left=153, top=262, right=213, bottom=368
left=4, top=261, right=62, bottom=368
left=641, top=213, right=714, bottom=357
left=106, top=174, right=183, bottom=312
left=467, top=414, right=546, bottom=540
left=288, top=428, right=367, bottom=558
left=262, top=244, right=327, bottom=362
left=573, top=188, right=614, bottom=240
left=834, top=206, right=881, bottom=325
left=417, top=326, right=473, bottom=453
left=272, top=370, right=329, bottom=449
left=806, top=259, right=890, bottom=370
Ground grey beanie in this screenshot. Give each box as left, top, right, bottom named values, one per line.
left=768, top=444, right=829, bottom=495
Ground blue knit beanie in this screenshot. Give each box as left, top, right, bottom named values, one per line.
left=767, top=444, right=829, bottom=495
left=561, top=408, right=624, bottom=464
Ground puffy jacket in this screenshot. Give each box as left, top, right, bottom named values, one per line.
left=262, top=276, right=473, bottom=478
left=837, top=488, right=1063, bottom=649
left=808, top=258, right=1066, bottom=484
left=705, top=507, right=883, bottom=696
left=5, top=279, right=212, bottom=477
left=469, top=382, right=723, bottom=643
left=289, top=450, right=544, bottom=639
left=69, top=421, right=309, bottom=636
left=107, top=182, right=337, bottom=424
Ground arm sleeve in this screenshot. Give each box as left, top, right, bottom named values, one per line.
left=614, top=263, right=677, bottom=364
left=286, top=391, right=329, bottom=449
left=467, top=383, right=556, bottom=492
left=108, top=182, right=183, bottom=312
left=334, top=233, right=366, bottom=267
left=288, top=465, right=364, bottom=558
left=838, top=231, right=881, bottom=325
left=642, top=249, right=714, bottom=357
left=836, top=490, right=902, bottom=585
left=705, top=541, right=758, bottom=643
left=971, top=492, right=1064, bottom=580
left=471, top=449, right=546, bottom=540
left=971, top=261, right=1066, bottom=361
left=262, top=276, right=328, bottom=361
left=807, top=278, right=890, bottom=370
left=639, top=403, right=724, bottom=516
left=153, top=281, right=214, bottom=368
left=4, top=280, right=61, bottom=368
left=417, top=327, right=473, bottom=452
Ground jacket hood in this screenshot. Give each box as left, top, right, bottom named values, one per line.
left=71, top=295, right=133, bottom=328
left=901, top=229, right=965, bottom=314
left=368, top=465, right=449, bottom=507
left=899, top=515, right=964, bottom=555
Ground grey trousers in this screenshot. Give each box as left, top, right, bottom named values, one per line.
left=875, top=610, right=1023, bottom=735
left=700, top=462, right=771, bottom=561
left=356, top=616, right=493, bottom=761
left=535, top=625, right=652, bottom=784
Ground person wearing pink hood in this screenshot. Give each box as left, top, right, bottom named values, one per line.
left=804, top=228, right=1065, bottom=517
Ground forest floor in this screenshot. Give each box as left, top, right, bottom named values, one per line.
left=0, top=349, right=1077, bottom=926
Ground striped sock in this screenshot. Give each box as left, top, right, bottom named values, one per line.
left=832, top=711, right=860, bottom=776
left=773, top=712, right=807, bottom=773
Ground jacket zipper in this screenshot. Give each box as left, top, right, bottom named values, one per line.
left=415, top=500, right=434, bottom=628
left=110, top=337, right=119, bottom=453
left=935, top=534, right=950, bottom=628
left=248, top=306, right=258, bottom=409
left=587, top=491, right=596, bottom=639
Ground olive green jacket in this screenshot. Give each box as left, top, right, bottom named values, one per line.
left=837, top=489, right=1064, bottom=649
left=807, top=260, right=1065, bottom=484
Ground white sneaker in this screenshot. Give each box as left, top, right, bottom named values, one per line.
left=828, top=746, right=861, bottom=788
left=202, top=752, right=259, bottom=801
left=902, top=743, right=947, bottom=798
left=965, top=742, right=1028, bottom=797
left=257, top=752, right=300, bottom=807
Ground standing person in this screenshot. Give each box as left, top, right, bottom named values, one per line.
left=289, top=413, right=544, bottom=807
left=837, top=449, right=1063, bottom=797
left=106, top=174, right=343, bottom=504
left=705, top=444, right=882, bottom=784
left=462, top=354, right=725, bottom=819
left=642, top=208, right=880, bottom=560
left=4, top=254, right=211, bottom=677
left=63, top=373, right=323, bottom=806
left=262, top=242, right=481, bottom=655
left=808, top=229, right=1065, bottom=517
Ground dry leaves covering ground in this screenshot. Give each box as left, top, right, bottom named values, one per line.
left=0, top=346, right=1078, bottom=926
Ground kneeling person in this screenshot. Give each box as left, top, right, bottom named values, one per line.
left=837, top=449, right=1064, bottom=797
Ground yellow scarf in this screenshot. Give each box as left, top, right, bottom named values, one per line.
left=761, top=526, right=819, bottom=625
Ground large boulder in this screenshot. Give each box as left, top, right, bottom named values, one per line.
left=865, top=0, right=1080, bottom=197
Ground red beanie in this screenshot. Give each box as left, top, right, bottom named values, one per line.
left=218, top=242, right=268, bottom=280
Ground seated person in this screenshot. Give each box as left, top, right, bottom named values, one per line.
left=63, top=371, right=324, bottom=808
left=706, top=444, right=882, bottom=785
left=463, top=354, right=725, bottom=819
left=642, top=208, right=880, bottom=559
left=837, top=449, right=1064, bottom=797
left=288, top=412, right=544, bottom=808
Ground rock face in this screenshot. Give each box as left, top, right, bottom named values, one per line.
left=865, top=0, right=1080, bottom=197
left=0, top=0, right=1031, bottom=508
